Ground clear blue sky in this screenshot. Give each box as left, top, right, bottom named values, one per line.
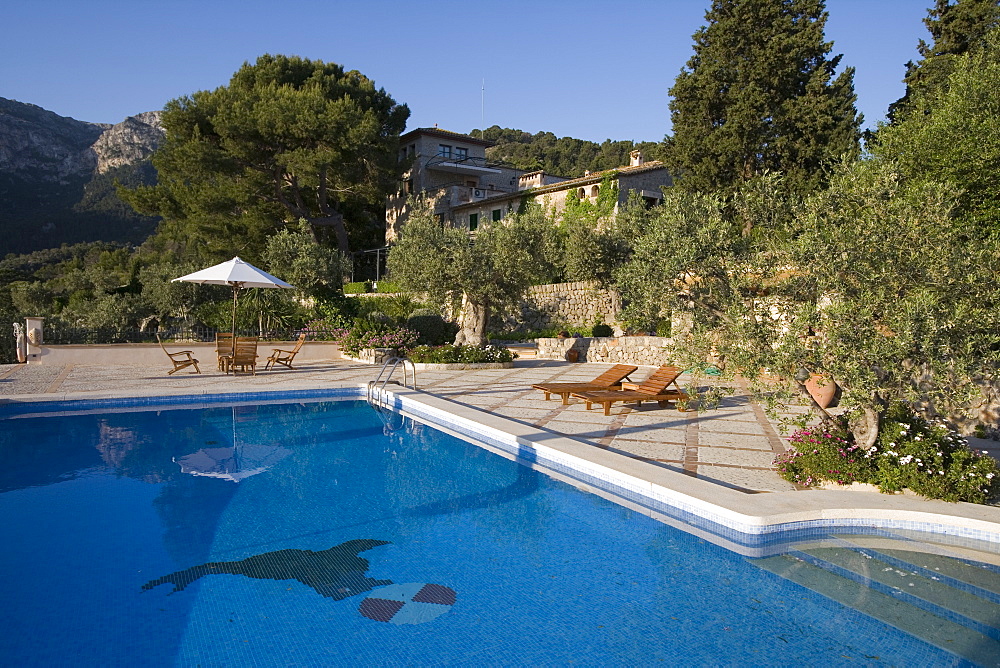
left=3, top=0, right=930, bottom=143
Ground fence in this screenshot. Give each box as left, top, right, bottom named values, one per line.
left=41, top=326, right=304, bottom=345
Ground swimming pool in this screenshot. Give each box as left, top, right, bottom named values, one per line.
left=1, top=397, right=997, bottom=666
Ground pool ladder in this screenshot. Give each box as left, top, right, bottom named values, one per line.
left=366, top=356, right=417, bottom=409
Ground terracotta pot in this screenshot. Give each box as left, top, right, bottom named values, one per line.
left=804, top=374, right=838, bottom=409
left=565, top=349, right=580, bottom=363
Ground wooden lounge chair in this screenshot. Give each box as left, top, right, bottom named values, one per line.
left=571, top=365, right=689, bottom=415
left=156, top=334, right=201, bottom=375
left=532, top=364, right=639, bottom=405
left=215, top=333, right=234, bottom=371
left=264, top=333, right=307, bottom=371
left=228, top=337, right=258, bottom=375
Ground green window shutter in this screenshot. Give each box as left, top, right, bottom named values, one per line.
left=469, top=213, right=478, bottom=231
left=492, top=209, right=501, bottom=222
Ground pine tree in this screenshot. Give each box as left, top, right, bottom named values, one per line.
left=120, top=55, right=408, bottom=259
left=888, top=0, right=1000, bottom=121
left=668, top=0, right=861, bottom=194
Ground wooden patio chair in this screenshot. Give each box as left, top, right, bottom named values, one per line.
left=215, top=333, right=234, bottom=371
left=228, top=337, right=259, bottom=375
left=264, top=333, right=307, bottom=371
left=571, top=365, right=689, bottom=415
left=531, top=364, right=639, bottom=405
left=155, top=334, right=201, bottom=375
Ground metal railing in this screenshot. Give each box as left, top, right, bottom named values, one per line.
left=42, top=326, right=303, bottom=345
left=366, top=356, right=417, bottom=409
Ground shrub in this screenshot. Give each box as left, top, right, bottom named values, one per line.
left=300, top=318, right=348, bottom=341
left=343, top=281, right=369, bottom=294
left=407, top=344, right=516, bottom=364
left=775, top=404, right=999, bottom=504
left=355, top=294, right=424, bottom=324
left=592, top=323, right=614, bottom=337
left=406, top=309, right=456, bottom=345
left=373, top=280, right=403, bottom=293
left=337, top=327, right=420, bottom=356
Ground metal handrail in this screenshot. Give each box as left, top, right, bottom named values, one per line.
left=366, top=356, right=417, bottom=408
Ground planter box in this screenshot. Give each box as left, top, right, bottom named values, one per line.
left=341, top=348, right=397, bottom=365
left=410, top=362, right=514, bottom=371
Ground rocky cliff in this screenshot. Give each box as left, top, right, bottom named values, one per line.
left=92, top=111, right=164, bottom=173
left=0, top=98, right=163, bottom=255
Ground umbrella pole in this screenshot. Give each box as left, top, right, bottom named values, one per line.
left=230, top=283, right=241, bottom=355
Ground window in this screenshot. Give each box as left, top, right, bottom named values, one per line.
left=590, top=185, right=600, bottom=197
left=492, top=209, right=502, bottom=222
left=455, top=147, right=468, bottom=160
left=438, top=144, right=452, bottom=158
left=404, top=179, right=413, bottom=195
left=577, top=188, right=586, bottom=198
left=436, top=213, right=446, bottom=225
left=469, top=213, right=479, bottom=231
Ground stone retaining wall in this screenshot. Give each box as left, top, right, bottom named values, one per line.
left=493, top=281, right=621, bottom=333
left=536, top=336, right=673, bottom=366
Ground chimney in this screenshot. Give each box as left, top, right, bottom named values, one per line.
left=630, top=150, right=644, bottom=166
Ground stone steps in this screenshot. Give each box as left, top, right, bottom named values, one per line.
left=754, top=536, right=1000, bottom=666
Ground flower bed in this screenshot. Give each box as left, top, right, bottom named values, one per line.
left=775, top=403, right=999, bottom=504
left=407, top=344, right=516, bottom=365
left=404, top=344, right=517, bottom=369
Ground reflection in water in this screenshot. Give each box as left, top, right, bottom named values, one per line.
left=174, top=444, right=291, bottom=482
left=142, top=538, right=391, bottom=600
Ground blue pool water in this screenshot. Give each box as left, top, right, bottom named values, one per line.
left=0, top=399, right=983, bottom=666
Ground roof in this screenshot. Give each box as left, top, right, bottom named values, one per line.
left=451, top=160, right=668, bottom=211
left=398, top=127, right=494, bottom=148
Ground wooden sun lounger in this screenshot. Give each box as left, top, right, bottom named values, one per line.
left=532, top=364, right=638, bottom=405
left=572, top=365, right=689, bottom=415
left=156, top=334, right=201, bottom=375
left=265, top=333, right=307, bottom=371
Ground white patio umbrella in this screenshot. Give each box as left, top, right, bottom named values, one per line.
left=172, top=257, right=294, bottom=349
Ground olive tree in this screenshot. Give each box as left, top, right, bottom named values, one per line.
left=616, top=164, right=1000, bottom=444
left=387, top=201, right=554, bottom=346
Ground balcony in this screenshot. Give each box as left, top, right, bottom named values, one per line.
left=425, top=154, right=502, bottom=176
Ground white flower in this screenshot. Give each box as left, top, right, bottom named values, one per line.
left=939, top=471, right=945, bottom=475
left=987, top=473, right=995, bottom=480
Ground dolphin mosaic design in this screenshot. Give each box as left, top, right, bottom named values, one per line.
left=142, top=538, right=391, bottom=600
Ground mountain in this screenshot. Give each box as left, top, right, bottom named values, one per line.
left=0, top=98, right=163, bottom=256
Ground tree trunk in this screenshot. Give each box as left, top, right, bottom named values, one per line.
left=850, top=405, right=881, bottom=451
left=309, top=214, right=351, bottom=255
left=453, top=294, right=490, bottom=347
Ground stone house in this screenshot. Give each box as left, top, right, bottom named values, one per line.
left=385, top=127, right=524, bottom=242
left=385, top=128, right=672, bottom=241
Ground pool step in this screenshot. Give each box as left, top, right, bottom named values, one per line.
left=755, top=540, right=1000, bottom=666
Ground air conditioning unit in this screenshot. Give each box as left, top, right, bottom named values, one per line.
left=473, top=188, right=485, bottom=199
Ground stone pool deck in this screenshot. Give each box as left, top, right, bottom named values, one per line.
left=4, top=357, right=999, bottom=496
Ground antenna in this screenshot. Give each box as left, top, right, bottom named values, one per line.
left=481, top=79, right=485, bottom=139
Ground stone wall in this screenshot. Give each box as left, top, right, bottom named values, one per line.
left=536, top=336, right=673, bottom=367
left=493, top=281, right=621, bottom=332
